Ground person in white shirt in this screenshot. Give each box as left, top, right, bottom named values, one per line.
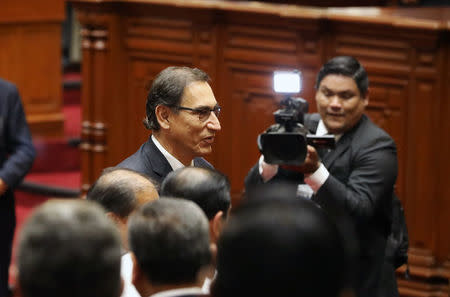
left=129, top=198, right=211, bottom=297
left=87, top=167, right=159, bottom=297
left=160, top=167, right=232, bottom=293
left=245, top=56, right=398, bottom=297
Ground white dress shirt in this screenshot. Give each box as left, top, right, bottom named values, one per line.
left=121, top=252, right=141, bottom=297
left=152, top=135, right=194, bottom=170
left=149, top=287, right=204, bottom=297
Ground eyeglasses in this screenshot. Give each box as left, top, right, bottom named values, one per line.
left=174, top=105, right=221, bottom=121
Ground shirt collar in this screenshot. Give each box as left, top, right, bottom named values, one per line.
left=149, top=287, right=204, bottom=297
left=316, top=120, right=342, bottom=142
left=152, top=135, right=194, bottom=170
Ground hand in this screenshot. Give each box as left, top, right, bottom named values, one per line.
left=281, top=145, right=321, bottom=175
left=0, top=178, right=8, bottom=196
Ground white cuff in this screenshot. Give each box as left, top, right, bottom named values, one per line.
left=258, top=155, right=279, bottom=183
left=304, top=163, right=329, bottom=193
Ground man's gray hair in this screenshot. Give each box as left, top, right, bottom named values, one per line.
left=86, top=167, right=158, bottom=218
left=17, top=200, right=122, bottom=297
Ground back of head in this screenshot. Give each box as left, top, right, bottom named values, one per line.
left=160, top=167, right=231, bottom=220
left=212, top=197, right=347, bottom=297
left=144, top=66, right=210, bottom=131
left=17, top=200, right=122, bottom=297
left=129, top=198, right=211, bottom=285
left=86, top=167, right=158, bottom=218
left=315, top=56, right=369, bottom=96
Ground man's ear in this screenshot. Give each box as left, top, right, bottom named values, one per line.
left=106, top=212, right=120, bottom=224
left=211, top=211, right=225, bottom=243
left=155, top=105, right=171, bottom=130
left=363, top=89, right=369, bottom=107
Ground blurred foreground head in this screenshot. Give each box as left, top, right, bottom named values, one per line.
left=129, top=198, right=211, bottom=296
left=16, top=200, right=122, bottom=297
left=87, top=167, right=159, bottom=249
left=212, top=195, right=351, bottom=297
left=161, top=166, right=231, bottom=245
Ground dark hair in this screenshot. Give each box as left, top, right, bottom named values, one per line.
left=128, top=198, right=211, bottom=285
left=143, top=66, right=210, bottom=131
left=160, top=167, right=231, bottom=220
left=17, top=200, right=122, bottom=297
left=212, top=197, right=349, bottom=297
left=315, top=56, right=369, bottom=97
left=86, top=167, right=158, bottom=218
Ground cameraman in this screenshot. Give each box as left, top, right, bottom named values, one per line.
left=245, top=56, right=398, bottom=297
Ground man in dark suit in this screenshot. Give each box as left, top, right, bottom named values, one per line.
left=0, top=78, right=35, bottom=297
left=129, top=198, right=211, bottom=297
left=245, top=56, right=398, bottom=297
left=117, top=66, right=221, bottom=185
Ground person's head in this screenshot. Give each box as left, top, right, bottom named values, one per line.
left=212, top=197, right=349, bottom=297
left=143, top=66, right=221, bottom=165
left=161, top=167, right=231, bottom=243
left=86, top=167, right=159, bottom=249
left=129, top=198, right=211, bottom=296
left=16, top=200, right=122, bottom=297
left=315, top=56, right=369, bottom=134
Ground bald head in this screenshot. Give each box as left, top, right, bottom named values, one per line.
left=161, top=167, right=231, bottom=220
left=87, top=167, right=159, bottom=218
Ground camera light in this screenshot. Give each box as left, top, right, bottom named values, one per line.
left=273, top=71, right=302, bottom=94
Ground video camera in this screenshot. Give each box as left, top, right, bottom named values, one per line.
left=257, top=71, right=335, bottom=165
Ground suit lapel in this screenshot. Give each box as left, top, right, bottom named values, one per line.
left=322, top=115, right=366, bottom=168
left=145, top=137, right=173, bottom=179
left=322, top=132, right=352, bottom=168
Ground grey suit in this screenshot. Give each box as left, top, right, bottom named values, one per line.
left=117, top=136, right=213, bottom=186
left=245, top=113, right=397, bottom=297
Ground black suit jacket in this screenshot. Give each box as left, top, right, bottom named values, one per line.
left=245, top=113, right=398, bottom=297
left=117, top=136, right=213, bottom=186
left=0, top=78, right=36, bottom=297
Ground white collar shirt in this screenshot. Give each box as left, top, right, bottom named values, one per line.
left=149, top=287, right=204, bottom=297
left=152, top=135, right=194, bottom=170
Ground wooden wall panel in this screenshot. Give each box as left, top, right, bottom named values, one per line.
left=72, top=1, right=450, bottom=295
left=0, top=24, right=63, bottom=137
left=438, top=43, right=450, bottom=282
left=366, top=76, right=408, bottom=200
left=0, top=0, right=64, bottom=137
left=220, top=64, right=280, bottom=195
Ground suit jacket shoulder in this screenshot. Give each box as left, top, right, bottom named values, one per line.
left=117, top=137, right=173, bottom=184
left=117, top=137, right=215, bottom=185
left=193, top=157, right=213, bottom=169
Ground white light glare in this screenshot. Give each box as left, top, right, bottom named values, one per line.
left=273, top=71, right=301, bottom=93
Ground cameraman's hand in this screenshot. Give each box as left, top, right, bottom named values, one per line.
left=281, top=145, right=320, bottom=175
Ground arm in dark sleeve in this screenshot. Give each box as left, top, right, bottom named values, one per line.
left=0, top=83, right=36, bottom=189
left=313, top=136, right=397, bottom=222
